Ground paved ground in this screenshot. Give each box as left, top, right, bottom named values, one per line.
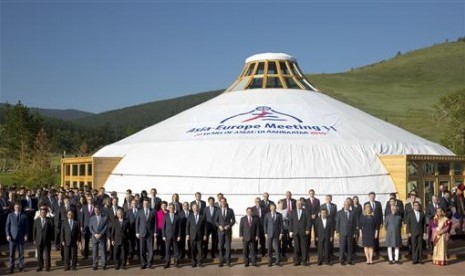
left=1, top=237, right=464, bottom=275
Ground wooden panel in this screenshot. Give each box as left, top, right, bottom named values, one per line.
left=92, top=157, right=122, bottom=191
left=378, top=155, right=407, bottom=202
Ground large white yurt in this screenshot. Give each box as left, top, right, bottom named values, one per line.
left=93, top=53, right=453, bottom=231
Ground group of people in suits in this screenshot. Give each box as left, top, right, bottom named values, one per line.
left=2, top=183, right=459, bottom=273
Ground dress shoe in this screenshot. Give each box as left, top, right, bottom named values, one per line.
left=64, top=267, right=70, bottom=271
left=275, top=262, right=282, bottom=267
left=252, top=262, right=259, bottom=267
left=349, top=261, right=354, bottom=265
left=148, top=264, right=153, bottom=269
left=141, top=265, right=146, bottom=269
left=198, top=263, right=203, bottom=268
left=72, top=267, right=77, bottom=271
left=244, top=262, right=249, bottom=267
left=412, top=261, right=418, bottom=264
left=317, top=262, right=322, bottom=266
left=37, top=267, right=43, bottom=272
left=92, top=266, right=97, bottom=271
left=46, top=267, right=51, bottom=272
left=192, top=263, right=196, bottom=267
left=9, top=267, right=14, bottom=274
left=268, top=261, right=272, bottom=267
left=303, top=262, right=309, bottom=266
left=102, top=266, right=106, bottom=270
left=219, top=262, right=223, bottom=267
left=419, top=261, right=424, bottom=264
left=340, top=261, right=346, bottom=266
left=227, top=262, right=232, bottom=267
left=294, top=262, right=300, bottom=266
left=19, top=267, right=24, bottom=272
left=115, top=265, right=120, bottom=270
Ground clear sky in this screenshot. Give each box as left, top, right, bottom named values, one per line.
left=1, top=0, right=464, bottom=113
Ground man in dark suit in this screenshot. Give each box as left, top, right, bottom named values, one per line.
left=190, top=192, right=207, bottom=215
left=289, top=200, right=311, bottom=266
left=315, top=209, right=333, bottom=265
left=264, top=203, right=283, bottom=266
left=215, top=197, right=236, bottom=267
left=406, top=201, right=426, bottom=264
left=179, top=202, right=190, bottom=259
left=124, top=198, right=139, bottom=260
left=239, top=207, right=260, bottom=267
left=305, top=189, right=321, bottom=248
left=335, top=199, right=356, bottom=265
left=440, top=191, right=452, bottom=218
left=89, top=205, right=108, bottom=270
left=404, top=191, right=420, bottom=255
left=82, top=193, right=95, bottom=259
left=149, top=188, right=162, bottom=211
left=5, top=201, right=29, bottom=273
left=186, top=203, right=206, bottom=267
left=204, top=197, right=218, bottom=259
left=21, top=189, right=37, bottom=242
left=364, top=192, right=383, bottom=257
left=282, top=191, right=296, bottom=215
left=33, top=206, right=53, bottom=272
left=260, top=192, right=275, bottom=211
left=56, top=196, right=76, bottom=262
left=426, top=195, right=440, bottom=250
left=251, top=197, right=267, bottom=257
left=384, top=193, right=404, bottom=219
left=111, top=208, right=130, bottom=270
left=136, top=197, right=157, bottom=269
left=163, top=202, right=181, bottom=268
left=320, top=194, right=337, bottom=255
left=61, top=209, right=81, bottom=271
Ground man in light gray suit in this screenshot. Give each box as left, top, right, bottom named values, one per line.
left=335, top=199, right=357, bottom=265
left=89, top=205, right=108, bottom=270
left=5, top=201, right=29, bottom=273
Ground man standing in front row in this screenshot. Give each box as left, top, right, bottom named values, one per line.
left=316, top=209, right=333, bottom=266
left=136, top=197, right=157, bottom=269
left=5, top=202, right=29, bottom=273
left=239, top=207, right=260, bottom=267
left=264, top=203, right=283, bottom=267
left=406, top=201, right=426, bottom=264
left=289, top=200, right=311, bottom=266
left=215, top=197, right=236, bottom=267
left=61, top=209, right=81, bottom=271
left=33, top=205, right=53, bottom=272
left=336, top=199, right=356, bottom=265
left=89, top=206, right=108, bottom=270
left=186, top=203, right=206, bottom=267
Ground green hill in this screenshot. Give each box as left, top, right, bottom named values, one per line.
left=75, top=41, right=465, bottom=144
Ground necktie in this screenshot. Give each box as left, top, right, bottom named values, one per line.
left=248, top=216, right=251, bottom=227
left=97, top=216, right=100, bottom=225
left=223, top=209, right=226, bottom=218
left=434, top=204, right=437, bottom=210
left=152, top=198, right=155, bottom=209
left=311, top=198, right=314, bottom=207
left=287, top=200, right=291, bottom=213
left=197, top=201, right=200, bottom=209
left=258, top=207, right=261, bottom=218
left=69, top=220, right=73, bottom=229
left=42, top=218, right=45, bottom=228
left=170, top=214, right=174, bottom=223
left=298, top=209, right=301, bottom=220
left=17, top=213, right=20, bottom=223
left=346, top=211, right=349, bottom=219
left=186, top=211, right=189, bottom=218
left=145, top=209, right=149, bottom=221
left=195, top=214, right=198, bottom=225
left=328, top=204, right=331, bottom=215
left=272, top=213, right=275, bottom=221
left=416, top=211, right=419, bottom=223
left=210, top=207, right=213, bottom=216
left=372, top=202, right=375, bottom=211
left=133, top=208, right=137, bottom=215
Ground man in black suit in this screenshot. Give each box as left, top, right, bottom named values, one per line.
left=260, top=192, right=274, bottom=211
left=406, top=201, right=426, bottom=264
left=149, top=188, right=162, bottom=211
left=33, top=206, right=53, bottom=272
left=364, top=192, right=383, bottom=257
left=440, top=191, right=452, bottom=218
left=404, top=191, right=420, bottom=255
left=111, top=208, right=130, bottom=270
left=179, top=202, right=190, bottom=259
left=136, top=197, right=157, bottom=269
left=282, top=191, right=296, bottom=215
left=5, top=201, right=29, bottom=273
left=204, top=197, right=218, bottom=259
left=316, top=208, right=333, bottom=265
left=305, top=189, right=321, bottom=249
left=191, top=192, right=207, bottom=215
left=384, top=193, right=404, bottom=219
left=264, top=203, right=283, bottom=266
left=186, top=203, right=206, bottom=267
left=335, top=199, right=356, bottom=265
left=320, top=194, right=337, bottom=255
left=163, top=203, right=181, bottom=268
left=251, top=197, right=267, bottom=257
left=21, top=189, right=37, bottom=242
left=81, top=193, right=95, bottom=259
left=289, top=200, right=311, bottom=266
left=426, top=195, right=440, bottom=250
left=239, top=207, right=260, bottom=267
left=61, top=209, right=81, bottom=271
left=56, top=196, right=76, bottom=262
left=124, top=198, right=139, bottom=260
left=215, top=197, right=236, bottom=267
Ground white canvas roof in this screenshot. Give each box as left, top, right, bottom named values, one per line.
left=94, top=89, right=453, bottom=226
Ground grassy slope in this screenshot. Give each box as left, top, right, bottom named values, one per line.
left=308, top=42, right=465, bottom=142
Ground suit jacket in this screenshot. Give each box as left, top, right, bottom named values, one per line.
left=263, top=212, right=283, bottom=238
left=5, top=212, right=29, bottom=242
left=56, top=205, right=77, bottom=231
left=186, top=212, right=206, bottom=241
left=150, top=196, right=162, bottom=211
left=426, top=202, right=440, bottom=221
left=260, top=199, right=275, bottom=211
left=281, top=198, right=297, bottom=212
left=364, top=200, right=383, bottom=227
left=440, top=197, right=452, bottom=218
left=111, top=219, right=130, bottom=245
left=320, top=203, right=337, bottom=225
left=289, top=208, right=311, bottom=236
left=305, top=197, right=321, bottom=217
left=171, top=201, right=182, bottom=214
left=384, top=199, right=404, bottom=219
left=205, top=205, right=219, bottom=230
left=251, top=205, right=267, bottom=224
left=315, top=217, right=333, bottom=240
left=335, top=209, right=356, bottom=236
left=61, top=219, right=81, bottom=246
left=82, top=204, right=95, bottom=229
left=21, top=197, right=38, bottom=212
left=190, top=200, right=207, bottom=214
left=125, top=207, right=139, bottom=234
left=214, top=207, right=236, bottom=234
left=33, top=216, right=54, bottom=245
left=89, top=215, right=108, bottom=241
left=239, top=215, right=260, bottom=242
left=179, top=210, right=190, bottom=237
left=406, top=210, right=426, bottom=236
left=136, top=208, right=157, bottom=238
left=163, top=212, right=181, bottom=239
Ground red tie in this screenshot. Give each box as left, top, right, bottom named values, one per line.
left=287, top=200, right=292, bottom=213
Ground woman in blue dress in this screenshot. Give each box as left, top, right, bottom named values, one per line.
left=359, top=203, right=377, bottom=264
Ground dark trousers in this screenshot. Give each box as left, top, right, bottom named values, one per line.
left=280, top=229, right=289, bottom=256
left=165, top=237, right=179, bottom=263
left=179, top=235, right=189, bottom=258
left=374, top=236, right=380, bottom=255
left=266, top=236, right=281, bottom=263
left=308, top=219, right=317, bottom=247
left=139, top=236, right=154, bottom=267
left=36, top=243, right=51, bottom=269
left=293, top=234, right=308, bottom=264
left=114, top=242, right=129, bottom=267
left=204, top=224, right=218, bottom=258
left=339, top=235, right=353, bottom=262
left=411, top=234, right=423, bottom=263
left=54, top=227, right=61, bottom=248
left=317, top=237, right=330, bottom=263
left=243, top=240, right=256, bottom=263
left=156, top=232, right=165, bottom=258
left=63, top=244, right=78, bottom=269
left=254, top=224, right=266, bottom=256
left=83, top=229, right=91, bottom=257
left=218, top=231, right=232, bottom=263
left=92, top=238, right=107, bottom=267
left=189, top=239, right=203, bottom=265
left=8, top=241, right=25, bottom=268
left=129, top=232, right=138, bottom=258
